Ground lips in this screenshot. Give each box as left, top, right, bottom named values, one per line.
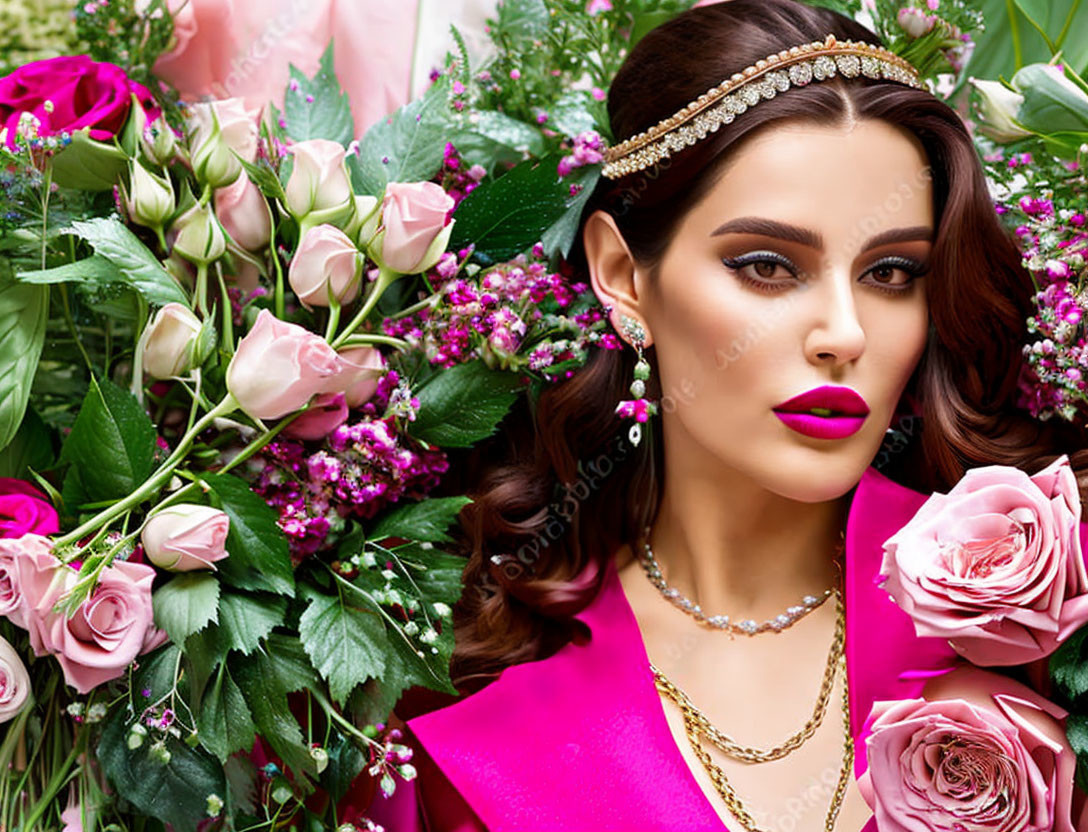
left=772, top=385, right=870, bottom=440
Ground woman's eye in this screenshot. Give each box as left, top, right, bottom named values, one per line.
left=864, top=257, right=928, bottom=292
left=722, top=252, right=799, bottom=291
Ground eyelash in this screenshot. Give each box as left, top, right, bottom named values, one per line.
left=721, top=251, right=928, bottom=296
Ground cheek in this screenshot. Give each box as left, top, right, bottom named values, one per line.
left=863, top=296, right=929, bottom=406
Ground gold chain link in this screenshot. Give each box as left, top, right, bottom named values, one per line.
left=651, top=593, right=854, bottom=832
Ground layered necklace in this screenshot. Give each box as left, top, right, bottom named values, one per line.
left=637, top=528, right=854, bottom=832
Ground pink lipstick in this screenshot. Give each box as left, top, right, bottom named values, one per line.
left=772, top=385, right=870, bottom=440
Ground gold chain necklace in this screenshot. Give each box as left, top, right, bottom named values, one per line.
left=650, top=593, right=854, bottom=831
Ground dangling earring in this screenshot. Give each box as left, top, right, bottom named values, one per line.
left=615, top=314, right=658, bottom=447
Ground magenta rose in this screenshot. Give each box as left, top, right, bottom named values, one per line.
left=0, top=477, right=59, bottom=538
left=0, top=55, right=157, bottom=149
left=859, top=665, right=1080, bottom=832
left=879, top=455, right=1088, bottom=665
left=14, top=536, right=158, bottom=693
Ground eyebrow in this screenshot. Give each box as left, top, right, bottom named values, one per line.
left=709, top=217, right=933, bottom=251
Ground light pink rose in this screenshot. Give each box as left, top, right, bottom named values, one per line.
left=284, top=139, right=352, bottom=220
left=332, top=346, right=385, bottom=408
left=0, top=634, right=30, bottom=723
left=188, top=97, right=259, bottom=187
left=141, top=504, right=230, bottom=571
left=140, top=302, right=202, bottom=379
left=283, top=392, right=349, bottom=440
left=0, top=533, right=55, bottom=628
left=16, top=540, right=158, bottom=693
left=288, top=224, right=362, bottom=309
left=215, top=173, right=271, bottom=251
left=226, top=309, right=345, bottom=420
left=879, top=455, right=1088, bottom=665
left=859, top=665, right=1080, bottom=832
left=0, top=477, right=59, bottom=539
left=371, top=181, right=455, bottom=274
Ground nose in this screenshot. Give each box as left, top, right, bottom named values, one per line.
left=803, top=264, right=866, bottom=367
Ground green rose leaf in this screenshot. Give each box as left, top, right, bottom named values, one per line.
left=60, top=376, right=157, bottom=505
left=15, top=253, right=118, bottom=286
left=153, top=573, right=221, bottom=647
left=197, top=662, right=256, bottom=763
left=236, top=156, right=287, bottom=201
left=62, top=217, right=189, bottom=307
left=299, top=584, right=387, bottom=705
left=369, top=496, right=472, bottom=544
left=283, top=41, right=355, bottom=147
left=212, top=590, right=288, bottom=655
left=0, top=407, right=53, bottom=480
left=350, top=74, right=452, bottom=197
left=408, top=361, right=522, bottom=447
left=49, top=130, right=129, bottom=191
left=203, top=473, right=295, bottom=597
left=0, top=278, right=48, bottom=453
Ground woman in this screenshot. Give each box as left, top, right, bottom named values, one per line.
left=368, top=1, right=1088, bottom=829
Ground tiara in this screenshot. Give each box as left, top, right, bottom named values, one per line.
left=600, top=34, right=925, bottom=180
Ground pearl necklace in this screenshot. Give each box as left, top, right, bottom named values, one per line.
left=636, top=525, right=842, bottom=636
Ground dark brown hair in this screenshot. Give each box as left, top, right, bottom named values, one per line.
left=430, top=0, right=1088, bottom=699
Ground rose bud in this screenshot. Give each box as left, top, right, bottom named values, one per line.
left=283, top=138, right=353, bottom=231
left=172, top=202, right=227, bottom=267
left=226, top=309, right=345, bottom=420
left=969, top=78, right=1032, bottom=143
left=142, top=504, right=230, bottom=571
left=142, top=113, right=178, bottom=165
left=125, top=161, right=175, bottom=230
left=282, top=392, right=349, bottom=440
left=288, top=224, right=362, bottom=309
left=187, top=98, right=259, bottom=189
left=343, top=194, right=381, bottom=247
left=140, top=302, right=202, bottom=378
left=368, top=181, right=455, bottom=274
left=0, top=634, right=30, bottom=723
left=216, top=173, right=271, bottom=251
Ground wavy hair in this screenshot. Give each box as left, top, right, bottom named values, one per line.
left=422, top=0, right=1088, bottom=700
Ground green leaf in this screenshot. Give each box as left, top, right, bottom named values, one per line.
left=203, top=473, right=295, bottom=596
left=0, top=277, right=48, bottom=453
left=1067, top=713, right=1088, bottom=793
left=299, top=585, right=386, bottom=705
left=237, top=156, right=286, bottom=201
left=409, top=361, right=522, bottom=447
left=63, top=217, right=189, bottom=307
left=0, top=407, right=53, bottom=480
left=447, top=152, right=579, bottom=263
left=541, top=163, right=600, bottom=259
left=350, top=74, right=452, bottom=197
left=497, top=0, right=550, bottom=39
left=1051, top=624, right=1088, bottom=700
left=99, top=704, right=226, bottom=832
left=15, top=254, right=118, bottom=286
left=1013, top=63, right=1088, bottom=134
left=213, top=591, right=287, bottom=655
left=369, top=496, right=472, bottom=543
left=547, top=91, right=599, bottom=138
left=197, top=662, right=256, bottom=762
left=60, top=377, right=157, bottom=503
left=386, top=541, right=467, bottom=610
left=283, top=41, right=355, bottom=147
left=152, top=573, right=221, bottom=646
left=49, top=130, right=129, bottom=191
left=319, top=731, right=367, bottom=803
left=461, top=110, right=546, bottom=157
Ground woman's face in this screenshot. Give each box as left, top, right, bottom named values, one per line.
left=590, top=118, right=933, bottom=502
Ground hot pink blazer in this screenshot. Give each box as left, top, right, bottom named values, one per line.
left=365, top=465, right=1065, bottom=831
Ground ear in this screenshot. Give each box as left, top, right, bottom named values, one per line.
left=582, top=209, right=654, bottom=347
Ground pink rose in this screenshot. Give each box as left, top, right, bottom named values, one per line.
left=0, top=533, right=54, bottom=628
left=333, top=346, right=385, bottom=408
left=0, top=56, right=157, bottom=149
left=0, top=477, right=59, bottom=538
left=879, top=456, right=1088, bottom=665
left=283, top=392, right=349, bottom=440
left=371, top=181, right=455, bottom=274
left=140, top=302, right=202, bottom=379
left=0, top=634, right=30, bottom=723
left=288, top=224, right=362, bottom=309
left=216, top=174, right=271, bottom=251
left=15, top=538, right=157, bottom=693
left=859, top=665, right=1080, bottom=832
left=284, top=139, right=353, bottom=225
left=141, top=504, right=230, bottom=571
left=226, top=309, right=345, bottom=420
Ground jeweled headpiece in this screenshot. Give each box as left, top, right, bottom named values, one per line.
left=600, top=34, right=925, bottom=180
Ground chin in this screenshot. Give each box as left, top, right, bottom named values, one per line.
left=759, top=441, right=882, bottom=503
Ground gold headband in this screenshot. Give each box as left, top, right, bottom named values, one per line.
left=600, top=34, right=924, bottom=180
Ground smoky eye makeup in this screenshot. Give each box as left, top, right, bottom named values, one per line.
left=721, top=250, right=929, bottom=294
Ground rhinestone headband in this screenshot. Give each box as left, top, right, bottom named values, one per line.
left=600, top=34, right=924, bottom=180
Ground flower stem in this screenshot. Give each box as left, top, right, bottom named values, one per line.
left=194, top=263, right=209, bottom=317
left=216, top=265, right=235, bottom=355
left=54, top=394, right=238, bottom=547
left=332, top=265, right=399, bottom=349
left=325, top=293, right=342, bottom=342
